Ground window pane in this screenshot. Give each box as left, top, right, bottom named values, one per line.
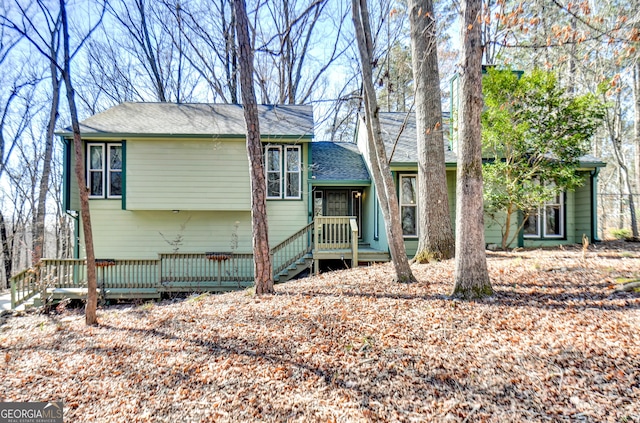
left=401, top=176, right=416, bottom=204
left=286, top=172, right=300, bottom=197
left=110, top=172, right=122, bottom=196
left=286, top=148, right=300, bottom=171
left=90, top=146, right=103, bottom=170
left=545, top=205, right=561, bottom=236
left=401, top=206, right=416, bottom=236
left=90, top=171, right=103, bottom=196
left=523, top=211, right=539, bottom=236
left=110, top=145, right=122, bottom=170
left=267, top=149, right=280, bottom=172
left=267, top=173, right=280, bottom=197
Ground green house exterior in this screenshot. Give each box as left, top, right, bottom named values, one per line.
left=61, top=103, right=314, bottom=260
left=60, top=103, right=604, bottom=266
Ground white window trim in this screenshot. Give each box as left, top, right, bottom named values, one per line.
left=523, top=193, right=565, bottom=239
left=399, top=174, right=418, bottom=238
left=284, top=145, right=302, bottom=199
left=87, top=143, right=105, bottom=199
left=266, top=146, right=283, bottom=199
left=107, top=144, right=122, bottom=199
left=543, top=194, right=565, bottom=238
left=523, top=211, right=541, bottom=238
left=87, top=142, right=122, bottom=199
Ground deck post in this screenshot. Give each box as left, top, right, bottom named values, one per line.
left=350, top=218, right=358, bottom=269
left=10, top=280, right=16, bottom=309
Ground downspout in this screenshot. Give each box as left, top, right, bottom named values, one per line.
left=308, top=142, right=313, bottom=224
left=72, top=212, right=80, bottom=259
left=517, top=210, right=524, bottom=248
left=591, top=167, right=602, bottom=242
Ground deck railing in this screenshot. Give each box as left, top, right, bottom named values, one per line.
left=159, top=252, right=254, bottom=289
left=7, top=219, right=362, bottom=307
left=271, top=222, right=313, bottom=277
left=10, top=266, right=41, bottom=309
left=314, top=216, right=359, bottom=273
left=315, top=216, right=357, bottom=250
left=40, top=259, right=87, bottom=289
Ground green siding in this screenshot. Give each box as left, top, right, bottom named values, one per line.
left=126, top=138, right=251, bottom=210
left=68, top=142, right=80, bottom=211
left=267, top=200, right=309, bottom=245
left=573, top=174, right=593, bottom=242
left=79, top=201, right=253, bottom=259
left=77, top=200, right=310, bottom=260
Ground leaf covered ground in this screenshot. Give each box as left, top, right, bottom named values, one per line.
left=1, top=244, right=639, bottom=422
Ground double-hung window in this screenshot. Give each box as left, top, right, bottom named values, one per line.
left=399, top=174, right=418, bottom=237
left=523, top=192, right=565, bottom=239
left=265, top=145, right=301, bottom=199
left=87, top=142, right=122, bottom=199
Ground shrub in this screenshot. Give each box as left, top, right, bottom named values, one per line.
left=609, top=228, right=632, bottom=240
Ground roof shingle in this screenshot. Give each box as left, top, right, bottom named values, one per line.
left=65, top=102, right=314, bottom=137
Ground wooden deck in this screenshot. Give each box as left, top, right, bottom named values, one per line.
left=9, top=218, right=389, bottom=308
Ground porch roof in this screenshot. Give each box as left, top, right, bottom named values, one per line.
left=311, top=142, right=370, bottom=184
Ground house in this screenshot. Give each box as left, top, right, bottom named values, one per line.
left=9, top=101, right=604, bottom=306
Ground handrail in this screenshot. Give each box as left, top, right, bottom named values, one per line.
left=270, top=221, right=314, bottom=277
left=10, top=264, right=42, bottom=309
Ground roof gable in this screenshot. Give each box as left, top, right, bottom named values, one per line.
left=64, top=103, right=314, bottom=138
left=311, top=142, right=370, bottom=182
left=375, top=112, right=457, bottom=164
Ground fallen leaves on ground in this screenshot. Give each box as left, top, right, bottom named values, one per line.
left=1, top=244, right=639, bottom=422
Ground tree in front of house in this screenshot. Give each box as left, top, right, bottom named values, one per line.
left=482, top=68, right=605, bottom=250
left=452, top=0, right=491, bottom=299
left=234, top=0, right=274, bottom=295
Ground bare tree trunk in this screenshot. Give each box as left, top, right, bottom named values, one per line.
left=0, top=212, right=11, bottom=288
left=452, top=0, right=492, bottom=298
left=352, top=0, right=416, bottom=283
left=634, top=60, right=640, bottom=230
left=409, top=0, right=455, bottom=263
left=233, top=0, right=273, bottom=295
left=33, top=53, right=61, bottom=263
left=60, top=0, right=98, bottom=325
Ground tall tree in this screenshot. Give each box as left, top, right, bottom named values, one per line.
left=634, top=60, right=640, bottom=234
left=452, top=0, right=492, bottom=298
left=60, top=0, right=102, bottom=325
left=408, top=0, right=455, bottom=262
left=33, top=4, right=62, bottom=263
left=253, top=0, right=349, bottom=105
left=233, top=0, right=273, bottom=295
left=352, top=0, right=416, bottom=283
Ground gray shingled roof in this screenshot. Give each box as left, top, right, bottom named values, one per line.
left=376, top=112, right=457, bottom=164
left=312, top=142, right=370, bottom=182
left=374, top=112, right=603, bottom=167
left=63, top=102, right=314, bottom=137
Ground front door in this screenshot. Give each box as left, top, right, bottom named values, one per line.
left=326, top=190, right=349, bottom=216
